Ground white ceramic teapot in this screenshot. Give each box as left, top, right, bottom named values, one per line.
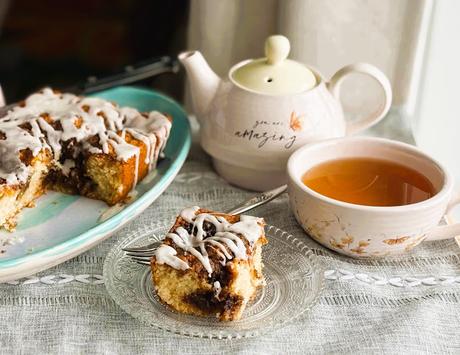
left=179, top=35, right=392, bottom=191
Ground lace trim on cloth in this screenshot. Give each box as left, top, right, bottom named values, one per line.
left=4, top=274, right=103, bottom=285
left=319, top=292, right=460, bottom=307
left=0, top=295, right=117, bottom=307
left=325, top=269, right=460, bottom=287
left=4, top=271, right=460, bottom=288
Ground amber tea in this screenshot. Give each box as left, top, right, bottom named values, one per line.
left=302, top=157, right=436, bottom=206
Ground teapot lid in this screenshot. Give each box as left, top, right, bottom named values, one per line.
left=231, top=35, right=317, bottom=95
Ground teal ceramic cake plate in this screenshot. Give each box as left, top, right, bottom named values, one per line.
left=0, top=86, right=191, bottom=282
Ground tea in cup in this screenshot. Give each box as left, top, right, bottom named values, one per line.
left=287, top=137, right=460, bottom=258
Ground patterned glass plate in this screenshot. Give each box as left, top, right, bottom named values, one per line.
left=103, top=222, right=324, bottom=339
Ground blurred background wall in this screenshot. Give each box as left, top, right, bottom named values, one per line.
left=0, top=0, right=189, bottom=102
left=0, top=0, right=429, bottom=111
left=409, top=0, right=460, bottom=186
left=0, top=0, right=430, bottom=107
left=186, top=0, right=429, bottom=119
left=0, top=0, right=457, bottom=184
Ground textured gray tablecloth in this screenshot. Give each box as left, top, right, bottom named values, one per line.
left=1, top=111, right=460, bottom=354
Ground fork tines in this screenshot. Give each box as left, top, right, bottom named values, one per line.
left=122, top=242, right=161, bottom=265
left=123, top=241, right=160, bottom=266
left=125, top=251, right=156, bottom=258
left=129, top=255, right=151, bottom=266
left=122, top=241, right=160, bottom=254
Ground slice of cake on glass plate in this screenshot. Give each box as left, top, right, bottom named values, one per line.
left=0, top=88, right=171, bottom=231
left=151, top=206, right=267, bottom=321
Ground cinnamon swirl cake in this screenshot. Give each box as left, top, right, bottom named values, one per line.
left=0, top=88, right=171, bottom=231
left=151, top=207, right=267, bottom=321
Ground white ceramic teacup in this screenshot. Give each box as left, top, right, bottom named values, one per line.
left=287, top=137, right=460, bottom=258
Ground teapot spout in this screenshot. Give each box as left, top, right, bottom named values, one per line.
left=178, top=51, right=221, bottom=119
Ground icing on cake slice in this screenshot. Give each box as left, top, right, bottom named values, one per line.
left=151, top=207, right=267, bottom=321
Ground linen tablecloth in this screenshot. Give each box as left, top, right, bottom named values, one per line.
left=1, top=111, right=460, bottom=354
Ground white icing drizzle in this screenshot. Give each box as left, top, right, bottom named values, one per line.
left=228, top=216, right=264, bottom=245
left=213, top=281, right=222, bottom=299
left=155, top=244, right=190, bottom=270
left=0, top=88, right=172, bottom=187
left=180, top=206, right=199, bottom=223
left=154, top=207, right=264, bottom=278
left=98, top=203, right=125, bottom=222
left=59, top=159, right=75, bottom=176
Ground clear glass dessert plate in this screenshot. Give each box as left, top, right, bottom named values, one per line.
left=103, top=221, right=325, bottom=339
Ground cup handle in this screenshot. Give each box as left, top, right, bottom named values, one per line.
left=425, top=190, right=460, bottom=241
left=327, top=63, right=393, bottom=135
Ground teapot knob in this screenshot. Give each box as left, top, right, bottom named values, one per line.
left=265, top=35, right=290, bottom=65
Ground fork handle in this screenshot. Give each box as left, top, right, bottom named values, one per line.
left=77, top=56, right=180, bottom=94
left=225, top=185, right=287, bottom=215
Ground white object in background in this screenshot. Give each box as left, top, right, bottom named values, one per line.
left=179, top=36, right=392, bottom=191
left=187, top=0, right=426, bottom=109
left=288, top=137, right=460, bottom=258
left=411, top=0, right=460, bottom=186
left=0, top=85, right=5, bottom=107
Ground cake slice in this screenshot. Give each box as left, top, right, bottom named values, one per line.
left=151, top=207, right=267, bottom=321
left=0, top=88, right=172, bottom=231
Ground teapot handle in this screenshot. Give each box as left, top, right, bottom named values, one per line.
left=327, top=63, right=392, bottom=135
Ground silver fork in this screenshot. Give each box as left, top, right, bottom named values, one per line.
left=122, top=184, right=287, bottom=265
